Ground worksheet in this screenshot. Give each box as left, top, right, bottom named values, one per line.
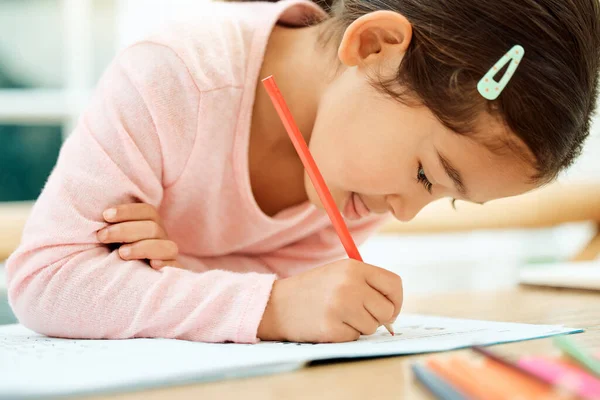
left=0, top=314, right=581, bottom=399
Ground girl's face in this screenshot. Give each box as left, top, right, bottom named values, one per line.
left=301, top=10, right=538, bottom=222
left=306, top=61, right=538, bottom=222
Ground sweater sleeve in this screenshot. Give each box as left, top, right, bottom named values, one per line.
left=5, top=42, right=276, bottom=343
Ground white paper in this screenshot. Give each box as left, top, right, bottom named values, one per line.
left=0, top=314, right=581, bottom=399
left=519, top=261, right=600, bottom=290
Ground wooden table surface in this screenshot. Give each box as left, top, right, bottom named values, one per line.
left=87, top=286, right=600, bottom=400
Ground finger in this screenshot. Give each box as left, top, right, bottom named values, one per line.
left=97, top=221, right=166, bottom=244
left=322, top=323, right=361, bottom=343
left=150, top=260, right=184, bottom=270
left=363, top=287, right=395, bottom=324
left=343, top=307, right=380, bottom=336
left=119, top=240, right=178, bottom=261
left=364, top=267, right=404, bottom=321
left=103, top=203, right=161, bottom=224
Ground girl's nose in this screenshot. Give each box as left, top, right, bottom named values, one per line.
left=386, top=194, right=432, bottom=222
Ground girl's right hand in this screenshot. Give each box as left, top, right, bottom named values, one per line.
left=97, top=203, right=183, bottom=270
left=257, top=259, right=403, bottom=343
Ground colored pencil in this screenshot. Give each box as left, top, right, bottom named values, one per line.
left=262, top=75, right=394, bottom=336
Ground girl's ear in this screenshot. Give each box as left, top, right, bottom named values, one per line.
left=338, top=11, right=412, bottom=68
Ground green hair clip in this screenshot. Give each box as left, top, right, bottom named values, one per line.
left=477, top=45, right=524, bottom=100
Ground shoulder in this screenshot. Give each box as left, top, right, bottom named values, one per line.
left=121, top=2, right=273, bottom=91
left=119, top=1, right=327, bottom=92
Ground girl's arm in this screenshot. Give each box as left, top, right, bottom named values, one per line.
left=5, top=42, right=276, bottom=343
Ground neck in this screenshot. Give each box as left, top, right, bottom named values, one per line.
left=249, top=24, right=332, bottom=216
left=256, top=24, right=330, bottom=146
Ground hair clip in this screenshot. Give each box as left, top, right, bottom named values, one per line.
left=477, top=45, right=524, bottom=100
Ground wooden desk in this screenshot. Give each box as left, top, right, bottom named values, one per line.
left=87, top=287, right=600, bottom=400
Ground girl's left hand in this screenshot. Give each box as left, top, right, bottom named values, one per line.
left=97, top=203, right=183, bottom=270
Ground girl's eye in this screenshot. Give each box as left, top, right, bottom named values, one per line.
left=416, top=163, right=433, bottom=194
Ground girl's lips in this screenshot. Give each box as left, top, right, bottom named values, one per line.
left=342, top=193, right=370, bottom=220
left=343, top=193, right=360, bottom=220
left=353, top=193, right=371, bottom=218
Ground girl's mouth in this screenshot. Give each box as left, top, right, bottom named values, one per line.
left=342, top=192, right=371, bottom=220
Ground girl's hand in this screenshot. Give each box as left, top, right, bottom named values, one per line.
left=97, top=203, right=183, bottom=270
left=257, top=259, right=403, bottom=343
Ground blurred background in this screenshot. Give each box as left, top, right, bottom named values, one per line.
left=1, top=0, right=599, bottom=326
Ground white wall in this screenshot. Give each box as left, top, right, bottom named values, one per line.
left=561, top=114, right=600, bottom=183
left=116, top=0, right=211, bottom=48
left=0, top=0, right=117, bottom=88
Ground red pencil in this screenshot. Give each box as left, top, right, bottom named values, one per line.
left=262, top=75, right=394, bottom=336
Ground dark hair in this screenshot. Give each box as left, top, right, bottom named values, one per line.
left=245, top=0, right=600, bottom=182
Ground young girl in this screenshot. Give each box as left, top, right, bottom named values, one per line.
left=7, top=0, right=600, bottom=343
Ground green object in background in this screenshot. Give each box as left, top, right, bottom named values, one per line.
left=0, top=124, right=62, bottom=201
left=1, top=260, right=16, bottom=325
left=0, top=62, right=62, bottom=202
left=523, top=256, right=559, bottom=266
left=0, top=292, right=16, bottom=325
left=553, top=335, right=600, bottom=377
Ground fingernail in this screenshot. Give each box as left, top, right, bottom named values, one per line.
left=103, top=208, right=116, bottom=220
left=120, top=247, right=131, bottom=258
left=97, top=229, right=108, bottom=241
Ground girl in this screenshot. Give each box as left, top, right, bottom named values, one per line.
left=6, top=0, right=600, bottom=343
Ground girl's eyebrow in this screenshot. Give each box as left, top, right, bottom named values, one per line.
left=437, top=150, right=468, bottom=198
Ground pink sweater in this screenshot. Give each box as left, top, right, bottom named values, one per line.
left=6, top=0, right=385, bottom=343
